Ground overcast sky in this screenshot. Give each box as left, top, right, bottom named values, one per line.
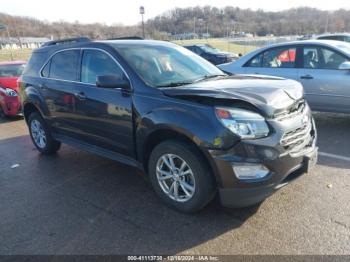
left=2, top=0, right=350, bottom=25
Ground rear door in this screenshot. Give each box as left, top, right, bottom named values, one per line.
left=298, top=45, right=350, bottom=113
left=73, top=49, right=134, bottom=156
left=40, top=49, right=82, bottom=138
left=243, top=45, right=299, bottom=81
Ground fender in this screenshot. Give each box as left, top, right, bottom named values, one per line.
left=21, top=85, right=49, bottom=121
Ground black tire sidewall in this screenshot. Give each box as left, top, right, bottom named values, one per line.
left=0, top=105, right=6, bottom=118
left=28, top=112, right=60, bottom=154
left=148, top=140, right=216, bottom=213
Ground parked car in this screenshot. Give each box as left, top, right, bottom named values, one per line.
left=19, top=37, right=317, bottom=213
left=0, top=61, right=26, bottom=117
left=219, top=40, right=350, bottom=114
left=317, top=33, right=350, bottom=43
left=184, top=44, right=238, bottom=65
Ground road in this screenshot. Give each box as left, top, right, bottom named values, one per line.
left=0, top=113, right=349, bottom=255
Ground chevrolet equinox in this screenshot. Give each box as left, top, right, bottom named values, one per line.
left=19, top=37, right=318, bottom=213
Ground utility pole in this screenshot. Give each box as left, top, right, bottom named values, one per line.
left=140, top=6, right=145, bottom=38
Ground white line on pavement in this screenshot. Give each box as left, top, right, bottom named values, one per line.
left=319, top=152, right=350, bottom=162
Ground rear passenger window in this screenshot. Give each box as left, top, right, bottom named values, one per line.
left=49, top=50, right=80, bottom=81
left=246, top=53, right=263, bottom=67
left=303, top=46, right=349, bottom=70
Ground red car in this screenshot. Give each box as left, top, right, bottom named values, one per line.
left=0, top=61, right=26, bottom=117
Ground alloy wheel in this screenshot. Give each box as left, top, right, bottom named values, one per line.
left=30, top=119, right=47, bottom=149
left=156, top=153, right=196, bottom=202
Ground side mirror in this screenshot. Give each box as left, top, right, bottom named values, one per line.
left=96, top=75, right=130, bottom=90
left=339, top=61, right=350, bottom=70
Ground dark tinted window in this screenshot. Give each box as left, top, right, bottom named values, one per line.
left=193, top=47, right=203, bottom=55
left=246, top=53, right=263, bottom=67
left=49, top=50, right=80, bottom=81
left=23, top=52, right=47, bottom=77
left=81, top=50, right=124, bottom=85
left=319, top=35, right=344, bottom=41
left=319, top=36, right=335, bottom=40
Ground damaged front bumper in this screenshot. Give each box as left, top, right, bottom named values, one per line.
left=208, top=106, right=318, bottom=208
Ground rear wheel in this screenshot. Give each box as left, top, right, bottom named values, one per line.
left=148, top=140, right=216, bottom=213
left=28, top=112, right=61, bottom=154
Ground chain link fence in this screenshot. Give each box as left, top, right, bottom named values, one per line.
left=227, top=35, right=300, bottom=52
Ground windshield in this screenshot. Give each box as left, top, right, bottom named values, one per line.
left=114, top=44, right=225, bottom=87
left=200, top=45, right=221, bottom=54
left=0, top=64, right=25, bottom=77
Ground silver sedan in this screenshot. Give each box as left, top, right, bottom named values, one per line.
left=219, top=40, right=350, bottom=113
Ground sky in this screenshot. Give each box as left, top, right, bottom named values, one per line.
left=1, top=0, right=350, bottom=25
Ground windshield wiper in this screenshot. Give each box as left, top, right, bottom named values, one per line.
left=156, top=74, right=227, bottom=88
left=193, top=74, right=227, bottom=83
left=156, top=81, right=194, bottom=88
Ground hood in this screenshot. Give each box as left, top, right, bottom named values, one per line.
left=160, top=75, right=304, bottom=117
left=0, top=77, right=19, bottom=92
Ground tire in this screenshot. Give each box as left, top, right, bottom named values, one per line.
left=28, top=112, right=61, bottom=154
left=0, top=105, right=6, bottom=119
left=148, top=140, right=216, bottom=213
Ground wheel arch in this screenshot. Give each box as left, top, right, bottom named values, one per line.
left=23, top=102, right=42, bottom=124
left=140, top=128, right=222, bottom=186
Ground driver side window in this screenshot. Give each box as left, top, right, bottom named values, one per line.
left=81, top=49, right=124, bottom=85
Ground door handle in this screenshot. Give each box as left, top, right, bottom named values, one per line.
left=74, top=92, right=86, bottom=100
left=300, top=75, right=314, bottom=80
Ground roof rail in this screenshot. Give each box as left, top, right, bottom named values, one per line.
left=107, top=36, right=143, bottom=40
left=41, top=37, right=91, bottom=47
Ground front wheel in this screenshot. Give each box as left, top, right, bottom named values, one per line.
left=0, top=105, right=6, bottom=118
left=28, top=112, right=61, bottom=154
left=148, top=140, right=216, bottom=213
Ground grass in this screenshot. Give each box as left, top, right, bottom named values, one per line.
left=172, top=38, right=257, bottom=55
left=0, top=49, right=32, bottom=62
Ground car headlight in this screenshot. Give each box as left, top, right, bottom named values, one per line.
left=215, top=107, right=270, bottom=139
left=5, top=88, right=17, bottom=97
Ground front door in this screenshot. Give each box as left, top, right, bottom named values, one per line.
left=74, top=49, right=134, bottom=157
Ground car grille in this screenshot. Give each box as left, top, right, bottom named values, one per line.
left=281, top=120, right=315, bottom=154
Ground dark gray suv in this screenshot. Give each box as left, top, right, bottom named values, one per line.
left=19, top=37, right=318, bottom=213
